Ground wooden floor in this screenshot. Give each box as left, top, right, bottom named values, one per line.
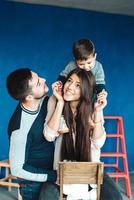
left=0, top=172, right=134, bottom=200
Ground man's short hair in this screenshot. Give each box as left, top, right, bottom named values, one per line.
left=6, top=68, right=32, bottom=101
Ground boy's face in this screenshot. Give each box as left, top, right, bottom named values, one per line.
left=76, top=53, right=96, bottom=71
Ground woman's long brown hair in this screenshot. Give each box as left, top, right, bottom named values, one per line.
left=61, top=68, right=96, bottom=161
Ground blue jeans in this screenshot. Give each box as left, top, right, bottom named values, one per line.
left=100, top=173, right=123, bottom=200
left=18, top=179, right=43, bottom=200
left=39, top=182, right=59, bottom=200
left=18, top=179, right=59, bottom=200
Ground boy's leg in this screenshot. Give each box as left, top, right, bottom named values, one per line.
left=100, top=173, right=123, bottom=200
left=39, top=182, right=60, bottom=200
left=18, top=179, right=42, bottom=200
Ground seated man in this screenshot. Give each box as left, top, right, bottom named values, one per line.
left=6, top=68, right=58, bottom=200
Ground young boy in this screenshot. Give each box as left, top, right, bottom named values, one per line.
left=57, top=38, right=106, bottom=94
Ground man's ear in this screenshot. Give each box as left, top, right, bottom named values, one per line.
left=25, top=94, right=34, bottom=101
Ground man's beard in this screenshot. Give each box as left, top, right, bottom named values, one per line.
left=34, top=92, right=47, bottom=100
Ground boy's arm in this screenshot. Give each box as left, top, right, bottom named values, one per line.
left=96, top=84, right=106, bottom=94
left=93, top=61, right=106, bottom=93
left=57, top=75, right=67, bottom=85
left=94, top=61, right=105, bottom=84
left=57, top=61, right=76, bottom=83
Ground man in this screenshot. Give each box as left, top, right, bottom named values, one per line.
left=6, top=68, right=59, bottom=200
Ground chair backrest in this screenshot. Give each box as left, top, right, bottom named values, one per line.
left=59, top=161, right=104, bottom=200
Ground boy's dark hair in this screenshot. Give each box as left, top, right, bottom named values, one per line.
left=73, top=39, right=95, bottom=61
left=6, top=68, right=32, bottom=101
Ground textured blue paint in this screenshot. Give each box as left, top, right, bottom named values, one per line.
left=0, top=1, right=134, bottom=170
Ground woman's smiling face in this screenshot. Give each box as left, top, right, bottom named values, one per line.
left=63, top=73, right=81, bottom=102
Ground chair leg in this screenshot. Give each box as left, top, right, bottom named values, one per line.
left=97, top=186, right=100, bottom=200
left=5, top=166, right=12, bottom=191
left=8, top=178, right=12, bottom=191
left=18, top=188, right=22, bottom=200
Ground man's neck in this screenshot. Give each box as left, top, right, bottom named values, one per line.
left=21, top=99, right=41, bottom=112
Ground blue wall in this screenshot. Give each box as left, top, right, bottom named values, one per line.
left=0, top=1, right=134, bottom=170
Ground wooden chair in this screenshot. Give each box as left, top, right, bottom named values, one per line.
left=59, top=161, right=104, bottom=200
left=0, top=159, right=21, bottom=200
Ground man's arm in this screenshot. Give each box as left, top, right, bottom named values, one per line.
left=9, top=129, right=56, bottom=182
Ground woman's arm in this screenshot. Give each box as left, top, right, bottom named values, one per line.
left=92, top=90, right=107, bottom=140
left=44, top=82, right=64, bottom=141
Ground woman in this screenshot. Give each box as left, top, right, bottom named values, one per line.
left=44, top=68, right=122, bottom=200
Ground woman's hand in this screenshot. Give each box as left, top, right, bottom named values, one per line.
left=52, top=81, right=64, bottom=102
left=94, top=90, right=107, bottom=112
